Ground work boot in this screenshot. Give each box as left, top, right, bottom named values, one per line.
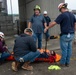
left=12, top=61, right=20, bottom=72
left=56, top=62, right=65, bottom=67
left=22, top=62, right=33, bottom=71
left=65, top=63, right=69, bottom=67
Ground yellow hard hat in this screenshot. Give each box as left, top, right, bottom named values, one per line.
left=34, top=5, right=41, bottom=10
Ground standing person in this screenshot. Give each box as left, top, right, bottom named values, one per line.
left=0, top=32, right=10, bottom=63
left=12, top=28, right=44, bottom=71
left=28, top=5, right=47, bottom=49
left=43, top=11, right=51, bottom=40
left=44, top=3, right=76, bottom=67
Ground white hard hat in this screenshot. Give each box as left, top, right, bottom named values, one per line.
left=58, top=3, right=67, bottom=10
left=43, top=11, right=47, bottom=14
left=0, top=32, right=4, bottom=38
left=24, top=28, right=33, bottom=35
left=58, top=3, right=64, bottom=9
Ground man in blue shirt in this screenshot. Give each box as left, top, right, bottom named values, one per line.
left=43, top=11, right=51, bottom=40
left=44, top=3, right=76, bottom=67
left=28, top=5, right=47, bottom=49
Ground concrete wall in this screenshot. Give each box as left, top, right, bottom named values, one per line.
left=0, top=0, right=7, bottom=14
left=18, top=0, right=64, bottom=35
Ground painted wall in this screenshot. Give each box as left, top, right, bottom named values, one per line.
left=18, top=0, right=64, bottom=35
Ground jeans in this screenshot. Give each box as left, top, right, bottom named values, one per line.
left=33, top=33, right=42, bottom=49
left=15, top=51, right=40, bottom=62
left=60, top=34, right=74, bottom=64
left=44, top=30, right=50, bottom=39
left=0, top=52, right=10, bottom=61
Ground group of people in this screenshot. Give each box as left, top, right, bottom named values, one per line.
left=0, top=3, right=76, bottom=72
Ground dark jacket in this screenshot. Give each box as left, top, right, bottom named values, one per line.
left=0, top=40, right=6, bottom=53
left=13, top=34, right=37, bottom=57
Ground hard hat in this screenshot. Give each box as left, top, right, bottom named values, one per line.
left=58, top=3, right=68, bottom=10
left=43, top=11, right=47, bottom=14
left=24, top=28, right=33, bottom=35
left=0, top=32, right=4, bottom=38
left=34, top=5, right=41, bottom=10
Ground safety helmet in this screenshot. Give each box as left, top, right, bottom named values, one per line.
left=34, top=5, right=41, bottom=11
left=43, top=11, right=48, bottom=14
left=58, top=3, right=68, bottom=11
left=0, top=32, right=4, bottom=38
left=24, top=28, right=33, bottom=35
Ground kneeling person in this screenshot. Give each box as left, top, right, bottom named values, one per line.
left=12, top=28, right=43, bottom=71
left=0, top=32, right=10, bottom=63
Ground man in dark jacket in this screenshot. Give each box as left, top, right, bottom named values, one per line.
left=43, top=11, right=51, bottom=40
left=12, top=28, right=43, bottom=71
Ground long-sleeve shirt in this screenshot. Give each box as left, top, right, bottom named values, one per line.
left=0, top=40, right=6, bottom=53
left=13, top=34, right=37, bottom=58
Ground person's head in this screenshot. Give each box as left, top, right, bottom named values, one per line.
left=58, top=3, right=68, bottom=13
left=24, top=28, right=33, bottom=36
left=43, top=11, right=48, bottom=17
left=34, top=5, right=41, bottom=16
left=0, top=32, right=4, bottom=41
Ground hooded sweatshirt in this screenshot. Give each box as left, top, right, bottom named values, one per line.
left=13, top=34, right=37, bottom=58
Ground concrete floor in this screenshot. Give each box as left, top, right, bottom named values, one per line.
left=0, top=37, right=76, bottom=75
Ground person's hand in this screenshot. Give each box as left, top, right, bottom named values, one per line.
left=3, top=46, right=8, bottom=49
left=44, top=27, right=48, bottom=33
left=45, top=50, right=51, bottom=55
left=38, top=49, right=44, bottom=54
left=3, top=46, right=8, bottom=52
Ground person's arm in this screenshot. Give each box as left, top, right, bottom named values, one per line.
left=44, top=14, right=64, bottom=33
left=43, top=16, right=47, bottom=28
left=44, top=21, right=57, bottom=33
left=0, top=42, right=6, bottom=53
left=29, top=37, right=37, bottom=52
left=28, top=22, right=32, bottom=28
left=44, top=22, right=47, bottom=28
left=75, top=23, right=76, bottom=31
left=28, top=16, right=33, bottom=28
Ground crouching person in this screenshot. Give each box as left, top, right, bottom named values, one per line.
left=0, top=32, right=10, bottom=63
left=12, top=28, right=43, bottom=71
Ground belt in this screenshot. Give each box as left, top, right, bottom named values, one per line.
left=60, top=32, right=74, bottom=36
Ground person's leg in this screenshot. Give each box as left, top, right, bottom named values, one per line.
left=0, top=52, right=10, bottom=61
left=32, top=33, right=37, bottom=43
left=66, top=34, right=74, bottom=65
left=38, top=33, right=43, bottom=49
left=22, top=51, right=40, bottom=62
left=44, top=30, right=50, bottom=40
left=60, top=35, right=68, bottom=65
left=21, top=51, right=40, bottom=70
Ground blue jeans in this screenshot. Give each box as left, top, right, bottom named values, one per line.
left=15, top=51, right=40, bottom=62
left=60, top=34, right=74, bottom=64
left=44, top=30, right=50, bottom=39
left=33, top=33, right=42, bottom=49
left=0, top=52, right=10, bottom=62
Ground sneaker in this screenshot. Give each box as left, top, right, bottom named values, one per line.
left=12, top=62, right=20, bottom=72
